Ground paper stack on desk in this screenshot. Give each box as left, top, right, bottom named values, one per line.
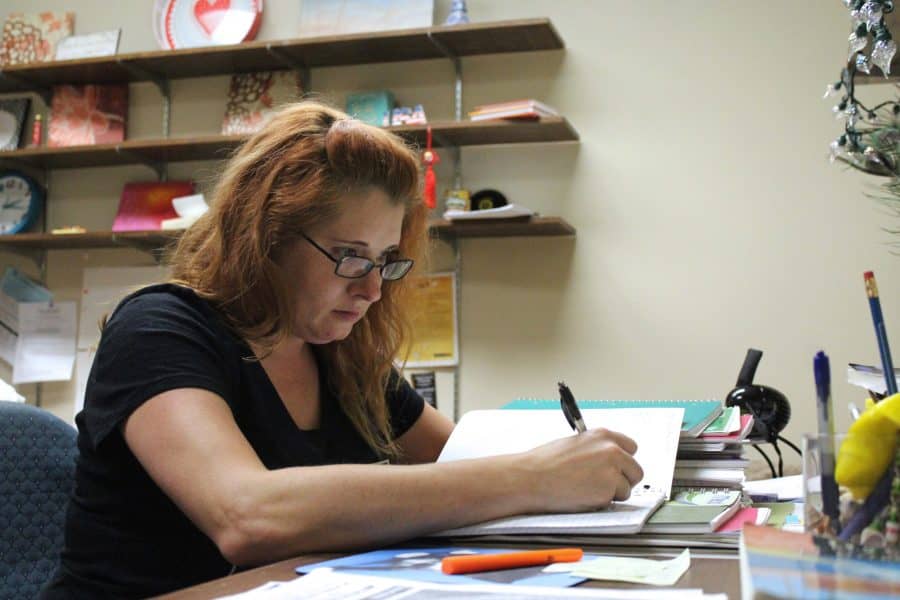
left=430, top=407, right=683, bottom=538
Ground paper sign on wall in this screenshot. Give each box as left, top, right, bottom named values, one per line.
left=12, top=301, right=76, bottom=384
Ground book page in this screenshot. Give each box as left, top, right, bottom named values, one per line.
left=438, top=408, right=683, bottom=497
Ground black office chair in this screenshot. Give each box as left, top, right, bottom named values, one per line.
left=0, top=401, right=77, bottom=599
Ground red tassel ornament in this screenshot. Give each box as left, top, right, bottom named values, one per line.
left=422, top=126, right=440, bottom=209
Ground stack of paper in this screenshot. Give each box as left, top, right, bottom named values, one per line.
left=675, top=407, right=752, bottom=489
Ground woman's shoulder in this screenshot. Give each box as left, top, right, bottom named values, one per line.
left=105, top=283, right=227, bottom=338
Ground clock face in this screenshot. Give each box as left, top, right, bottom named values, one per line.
left=0, top=172, right=41, bottom=234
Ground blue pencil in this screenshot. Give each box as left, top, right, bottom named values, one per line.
left=864, top=271, right=897, bottom=396
left=840, top=272, right=899, bottom=540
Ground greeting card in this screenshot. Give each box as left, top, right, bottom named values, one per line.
left=48, top=84, right=128, bottom=147
left=0, top=12, right=74, bottom=66
left=221, top=71, right=303, bottom=135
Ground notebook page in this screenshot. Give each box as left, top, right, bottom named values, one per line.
left=438, top=408, right=683, bottom=498
left=432, top=408, right=682, bottom=537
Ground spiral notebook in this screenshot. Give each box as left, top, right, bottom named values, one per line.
left=431, top=408, right=683, bottom=537
left=503, top=398, right=723, bottom=438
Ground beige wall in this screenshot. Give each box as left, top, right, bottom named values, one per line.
left=2, top=1, right=896, bottom=468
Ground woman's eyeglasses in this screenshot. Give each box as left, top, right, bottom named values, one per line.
left=300, top=233, right=414, bottom=281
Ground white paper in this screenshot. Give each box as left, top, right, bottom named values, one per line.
left=568, top=548, right=692, bottom=586
left=432, top=408, right=683, bottom=536
left=172, top=193, right=208, bottom=218
left=55, top=30, right=120, bottom=60
left=742, top=474, right=804, bottom=501
left=443, top=203, right=536, bottom=221
left=438, top=408, right=683, bottom=497
left=0, top=375, right=25, bottom=402
left=217, top=567, right=723, bottom=599
left=846, top=363, right=900, bottom=395
left=79, top=266, right=169, bottom=350
left=13, top=302, right=76, bottom=384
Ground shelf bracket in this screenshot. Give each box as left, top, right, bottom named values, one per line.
left=265, top=44, right=311, bottom=93
left=430, top=132, right=462, bottom=191
left=0, top=70, right=52, bottom=105
left=111, top=234, right=168, bottom=264
left=0, top=245, right=45, bottom=268
left=114, top=146, right=167, bottom=181
left=117, top=59, right=171, bottom=137
left=426, top=33, right=463, bottom=122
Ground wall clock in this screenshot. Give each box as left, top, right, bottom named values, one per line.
left=0, top=171, right=43, bottom=235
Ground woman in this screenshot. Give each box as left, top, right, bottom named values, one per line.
left=41, top=101, right=643, bottom=598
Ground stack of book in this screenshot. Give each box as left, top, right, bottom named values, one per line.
left=468, top=99, right=559, bottom=121
left=674, top=405, right=753, bottom=489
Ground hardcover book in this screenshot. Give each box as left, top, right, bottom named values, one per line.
left=221, top=72, right=303, bottom=135
left=48, top=84, right=128, bottom=147
left=0, top=11, right=74, bottom=66
left=112, top=181, right=195, bottom=232
left=468, top=99, right=559, bottom=121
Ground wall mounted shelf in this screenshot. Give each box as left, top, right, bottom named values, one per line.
left=0, top=117, right=577, bottom=171
left=0, top=18, right=563, bottom=94
left=0, top=217, right=574, bottom=255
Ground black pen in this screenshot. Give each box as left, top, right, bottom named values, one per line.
left=558, top=381, right=586, bottom=433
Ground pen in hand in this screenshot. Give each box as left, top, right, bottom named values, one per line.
left=559, top=381, right=586, bottom=434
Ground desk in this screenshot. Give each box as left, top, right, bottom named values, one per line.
left=155, top=547, right=741, bottom=599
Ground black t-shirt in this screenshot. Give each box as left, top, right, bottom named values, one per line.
left=40, top=284, right=424, bottom=599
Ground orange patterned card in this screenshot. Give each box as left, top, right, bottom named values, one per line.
left=221, top=71, right=303, bottom=135
left=48, top=84, right=128, bottom=147
left=0, top=12, right=74, bottom=66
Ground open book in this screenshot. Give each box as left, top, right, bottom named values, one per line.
left=430, top=408, right=683, bottom=537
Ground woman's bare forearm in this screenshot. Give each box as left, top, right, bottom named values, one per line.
left=216, top=455, right=533, bottom=565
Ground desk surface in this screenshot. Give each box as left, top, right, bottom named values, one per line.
left=155, top=547, right=741, bottom=599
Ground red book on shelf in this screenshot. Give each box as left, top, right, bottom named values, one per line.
left=112, top=181, right=194, bottom=232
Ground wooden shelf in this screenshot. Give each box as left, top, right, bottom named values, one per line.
left=0, top=217, right=574, bottom=253
left=0, top=19, right=563, bottom=94
left=0, top=118, right=577, bottom=170
left=0, top=230, right=180, bottom=252
left=429, top=216, right=575, bottom=238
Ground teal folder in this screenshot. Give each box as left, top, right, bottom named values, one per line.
left=502, top=398, right=723, bottom=438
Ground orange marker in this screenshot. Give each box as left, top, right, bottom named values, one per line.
left=441, top=548, right=583, bottom=575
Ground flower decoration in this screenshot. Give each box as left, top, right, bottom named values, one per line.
left=826, top=1, right=900, bottom=176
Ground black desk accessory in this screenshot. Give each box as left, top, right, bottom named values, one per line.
left=725, top=348, right=801, bottom=477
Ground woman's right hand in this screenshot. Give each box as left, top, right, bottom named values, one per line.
left=517, top=428, right=645, bottom=514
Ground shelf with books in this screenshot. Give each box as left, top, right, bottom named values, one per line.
left=0, top=118, right=577, bottom=171
left=0, top=217, right=575, bottom=254
left=0, top=19, right=562, bottom=94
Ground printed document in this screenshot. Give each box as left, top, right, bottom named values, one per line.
left=217, top=567, right=724, bottom=599
left=12, top=301, right=76, bottom=384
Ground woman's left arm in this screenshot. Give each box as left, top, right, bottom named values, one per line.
left=395, top=403, right=454, bottom=463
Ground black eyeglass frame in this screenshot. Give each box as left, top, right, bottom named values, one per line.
left=299, top=232, right=414, bottom=281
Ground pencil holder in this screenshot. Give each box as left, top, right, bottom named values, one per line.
left=802, top=431, right=900, bottom=563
